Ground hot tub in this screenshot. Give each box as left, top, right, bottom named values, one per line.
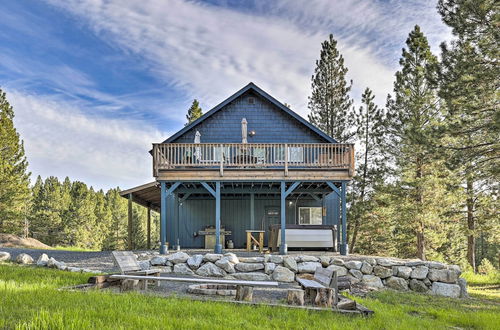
left=268, top=224, right=337, bottom=252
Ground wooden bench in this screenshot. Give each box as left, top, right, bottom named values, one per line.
left=112, top=251, right=162, bottom=289
left=296, top=267, right=338, bottom=307
left=109, top=274, right=278, bottom=301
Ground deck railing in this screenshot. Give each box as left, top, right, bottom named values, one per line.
left=152, top=143, right=354, bottom=177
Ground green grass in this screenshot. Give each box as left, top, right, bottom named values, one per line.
left=51, top=245, right=100, bottom=252
left=0, top=263, right=499, bottom=329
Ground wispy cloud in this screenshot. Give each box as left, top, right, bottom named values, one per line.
left=8, top=89, right=168, bottom=190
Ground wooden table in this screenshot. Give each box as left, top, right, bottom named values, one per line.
left=246, top=230, right=265, bottom=253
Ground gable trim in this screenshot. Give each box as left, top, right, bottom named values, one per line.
left=163, top=82, right=337, bottom=143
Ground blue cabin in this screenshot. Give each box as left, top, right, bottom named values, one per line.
left=121, top=83, right=354, bottom=255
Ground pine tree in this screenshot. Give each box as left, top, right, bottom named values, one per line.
left=103, top=188, right=128, bottom=250
left=0, top=89, right=31, bottom=235
left=348, top=88, right=387, bottom=253
left=185, top=99, right=203, bottom=125
left=308, top=34, right=355, bottom=142
left=437, top=0, right=500, bottom=271
left=385, top=25, right=457, bottom=260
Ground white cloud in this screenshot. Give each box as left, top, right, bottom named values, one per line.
left=8, top=89, right=168, bottom=190
left=43, top=0, right=451, bottom=111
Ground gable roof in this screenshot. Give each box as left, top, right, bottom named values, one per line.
left=163, top=82, right=337, bottom=143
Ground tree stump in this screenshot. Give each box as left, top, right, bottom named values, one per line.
left=313, top=288, right=334, bottom=308
left=235, top=286, right=253, bottom=302
left=304, top=288, right=316, bottom=304
left=337, top=297, right=356, bottom=310
left=120, top=279, right=140, bottom=292
left=287, top=289, right=305, bottom=306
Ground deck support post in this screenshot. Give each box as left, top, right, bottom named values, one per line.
left=215, top=181, right=222, bottom=254
left=250, top=193, right=255, bottom=229
left=280, top=181, right=301, bottom=255
left=128, top=193, right=133, bottom=251
left=147, top=205, right=151, bottom=250
left=326, top=181, right=342, bottom=252
left=160, top=181, right=181, bottom=254
left=160, top=182, right=167, bottom=254
left=340, top=181, right=348, bottom=255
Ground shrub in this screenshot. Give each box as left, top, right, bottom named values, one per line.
left=478, top=258, right=496, bottom=274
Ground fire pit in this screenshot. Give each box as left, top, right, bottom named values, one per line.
left=187, top=284, right=237, bottom=296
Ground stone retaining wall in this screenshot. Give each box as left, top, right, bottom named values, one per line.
left=136, top=252, right=467, bottom=298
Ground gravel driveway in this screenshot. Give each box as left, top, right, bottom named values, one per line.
left=0, top=247, right=116, bottom=272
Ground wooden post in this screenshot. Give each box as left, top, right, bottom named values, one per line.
left=340, top=181, right=347, bottom=255
left=246, top=231, right=251, bottom=251
left=128, top=193, right=133, bottom=251
left=284, top=143, right=288, bottom=176
left=280, top=181, right=287, bottom=255
left=219, top=144, right=224, bottom=177
left=258, top=232, right=264, bottom=253
left=215, top=181, right=222, bottom=254
left=235, top=286, right=253, bottom=302
left=147, top=206, right=151, bottom=250
left=287, top=289, right=305, bottom=306
left=160, top=182, right=167, bottom=254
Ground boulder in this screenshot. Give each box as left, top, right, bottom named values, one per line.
left=283, top=256, right=298, bottom=272
left=173, top=263, right=194, bottom=275
left=409, top=279, right=428, bottom=293
left=238, top=257, right=265, bottom=263
left=196, top=262, right=226, bottom=277
left=138, top=260, right=150, bottom=271
left=150, top=256, right=168, bottom=266
left=349, top=269, right=363, bottom=280
left=377, top=258, right=404, bottom=267
left=330, top=258, right=345, bottom=266
left=298, top=255, right=319, bottom=262
left=373, top=266, right=392, bottom=278
left=326, top=265, right=348, bottom=277
left=427, top=261, right=445, bottom=269
left=458, top=278, right=468, bottom=298
left=385, top=276, right=408, bottom=291
left=269, top=255, right=283, bottom=264
left=56, top=262, right=67, bottom=271
left=232, top=272, right=271, bottom=281
left=36, top=253, right=50, bottom=266
left=347, top=275, right=361, bottom=284
left=215, top=258, right=235, bottom=273
left=405, top=260, right=426, bottom=267
left=0, top=251, right=11, bottom=262
left=360, top=262, right=373, bottom=274
left=344, top=260, right=363, bottom=270
left=203, top=253, right=223, bottom=263
left=264, top=262, right=276, bottom=275
left=156, top=266, right=172, bottom=273
left=395, top=266, right=412, bottom=279
left=297, top=262, right=322, bottom=274
left=67, top=267, right=81, bottom=272
left=235, top=263, right=264, bottom=272
left=410, top=266, right=429, bottom=279
left=448, top=265, right=462, bottom=276
left=431, top=282, right=460, bottom=298
left=223, top=252, right=239, bottom=264
left=319, top=256, right=331, bottom=267
left=363, top=258, right=377, bottom=265
left=187, top=254, right=203, bottom=270
left=168, top=252, right=190, bottom=264
left=361, top=275, right=384, bottom=289
left=15, top=253, right=34, bottom=264
left=47, top=257, right=59, bottom=268
left=272, top=266, right=295, bottom=282
left=428, top=269, right=458, bottom=283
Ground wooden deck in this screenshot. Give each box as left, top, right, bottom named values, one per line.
left=153, top=143, right=354, bottom=181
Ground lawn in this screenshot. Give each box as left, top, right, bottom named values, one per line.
left=0, top=263, right=498, bottom=329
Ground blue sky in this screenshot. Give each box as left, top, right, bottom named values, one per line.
left=1, top=0, right=451, bottom=190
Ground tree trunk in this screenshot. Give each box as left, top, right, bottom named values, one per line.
left=314, top=288, right=334, bottom=308
left=235, top=286, right=253, bottom=302
left=416, top=157, right=425, bottom=260
left=466, top=175, right=476, bottom=273
left=287, top=289, right=305, bottom=306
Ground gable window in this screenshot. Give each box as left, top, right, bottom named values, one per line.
left=298, top=207, right=322, bottom=225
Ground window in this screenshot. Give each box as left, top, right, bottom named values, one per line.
left=298, top=207, right=323, bottom=225
left=274, top=146, right=304, bottom=162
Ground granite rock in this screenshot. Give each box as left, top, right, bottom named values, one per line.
left=326, top=264, right=348, bottom=277
left=373, top=266, right=392, bottom=278
left=362, top=275, right=384, bottom=289
left=283, top=257, right=298, bottom=272
left=16, top=253, right=34, bottom=264
left=196, top=262, right=226, bottom=277
left=232, top=272, right=271, bottom=281
left=431, top=282, right=460, bottom=298
left=187, top=254, right=203, bottom=270
left=345, top=260, right=363, bottom=270
left=173, top=263, right=194, bottom=275
left=215, top=258, right=235, bottom=273
left=168, top=252, right=190, bottom=264
left=410, top=266, right=429, bottom=280
left=36, top=253, right=50, bottom=266
left=360, top=262, right=373, bottom=274
left=385, top=276, right=409, bottom=290
left=297, top=262, right=322, bottom=273
left=272, top=266, right=295, bottom=282
left=0, top=251, right=11, bottom=262
left=235, top=263, right=264, bottom=272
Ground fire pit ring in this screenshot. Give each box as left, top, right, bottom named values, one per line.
left=187, top=284, right=237, bottom=296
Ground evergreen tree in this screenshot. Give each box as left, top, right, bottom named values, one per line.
left=103, top=188, right=128, bottom=250
left=308, top=34, right=355, bottom=142
left=348, top=88, right=387, bottom=253
left=185, top=99, right=203, bottom=125
left=385, top=26, right=457, bottom=260
left=0, top=89, right=31, bottom=235
left=437, top=0, right=500, bottom=271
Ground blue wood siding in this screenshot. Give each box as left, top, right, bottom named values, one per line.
left=166, top=194, right=338, bottom=248
left=172, top=91, right=328, bottom=144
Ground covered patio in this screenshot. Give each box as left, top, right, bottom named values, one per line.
left=120, top=180, right=349, bottom=256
